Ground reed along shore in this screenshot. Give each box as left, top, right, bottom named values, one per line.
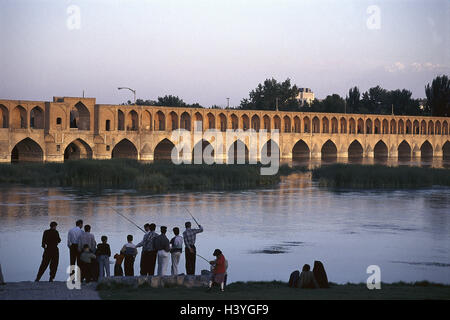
left=0, top=159, right=302, bottom=193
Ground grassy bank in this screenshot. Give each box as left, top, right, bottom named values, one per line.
left=97, top=281, right=450, bottom=300
left=0, top=160, right=302, bottom=192
left=312, top=164, right=450, bottom=189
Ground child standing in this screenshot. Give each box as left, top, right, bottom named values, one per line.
left=121, top=235, right=137, bottom=276
left=80, top=244, right=97, bottom=283
left=113, top=253, right=124, bottom=276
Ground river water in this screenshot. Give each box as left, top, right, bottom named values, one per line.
left=0, top=161, right=449, bottom=285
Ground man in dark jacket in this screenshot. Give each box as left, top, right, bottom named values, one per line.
left=35, top=221, right=61, bottom=282
left=154, top=226, right=170, bottom=276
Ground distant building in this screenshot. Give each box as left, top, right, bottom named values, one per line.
left=297, top=88, right=315, bottom=106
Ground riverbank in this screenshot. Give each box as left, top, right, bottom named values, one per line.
left=312, top=164, right=450, bottom=189
left=98, top=281, right=450, bottom=300
left=0, top=160, right=304, bottom=192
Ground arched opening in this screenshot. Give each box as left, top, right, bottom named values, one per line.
left=443, top=121, right=449, bottom=135
left=118, top=110, right=125, bottom=131
left=374, top=119, right=381, bottom=134
left=312, top=117, right=320, bottom=133
left=11, top=138, right=43, bottom=163
left=156, top=111, right=165, bottom=131
left=436, top=121, right=441, bottom=135
left=263, top=115, right=271, bottom=131
left=105, top=120, right=111, bottom=131
left=374, top=140, right=388, bottom=160
left=390, top=119, right=396, bottom=134
left=420, top=141, right=433, bottom=159
left=406, top=120, right=412, bottom=134
left=228, top=140, right=249, bottom=164
left=194, top=112, right=203, bottom=131
left=443, top=141, right=450, bottom=160
left=30, top=106, right=44, bottom=129
left=294, top=116, right=301, bottom=133
left=170, top=111, right=179, bottom=130
left=357, top=118, right=364, bottom=134
left=180, top=112, right=191, bottom=131
left=382, top=119, right=388, bottom=134
left=0, top=104, right=9, bottom=128
left=366, top=119, right=373, bottom=134
left=126, top=110, right=138, bottom=131
left=273, top=116, right=281, bottom=131
left=398, top=120, right=404, bottom=134
left=340, top=118, right=347, bottom=133
left=331, top=117, right=338, bottom=134
left=348, top=140, right=363, bottom=162
left=303, top=117, right=310, bottom=133
left=242, top=114, right=250, bottom=131
left=154, top=138, right=176, bottom=161
left=283, top=116, right=291, bottom=133
left=12, top=105, right=27, bottom=129
left=70, top=102, right=90, bottom=130
left=142, top=110, right=152, bottom=131
left=322, top=117, right=329, bottom=133
left=398, top=140, right=411, bottom=161
left=251, top=115, right=260, bottom=132
left=292, top=140, right=310, bottom=160
left=219, top=113, right=227, bottom=132
left=192, top=140, right=214, bottom=164
left=64, top=139, right=93, bottom=161
left=420, top=121, right=427, bottom=135
left=428, top=121, right=434, bottom=135
left=207, top=113, right=215, bottom=130
left=231, top=114, right=238, bottom=130
left=349, top=118, right=356, bottom=134
left=413, top=120, right=419, bottom=134
left=321, top=140, right=337, bottom=161
left=111, top=139, right=138, bottom=159
left=261, top=139, right=280, bottom=160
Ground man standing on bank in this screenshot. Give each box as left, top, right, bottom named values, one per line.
left=154, top=226, right=170, bottom=276
left=136, top=223, right=151, bottom=275
left=183, top=221, right=203, bottom=275
left=67, top=219, right=83, bottom=270
left=35, top=221, right=61, bottom=282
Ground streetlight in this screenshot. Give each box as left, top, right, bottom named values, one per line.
left=118, top=87, right=136, bottom=105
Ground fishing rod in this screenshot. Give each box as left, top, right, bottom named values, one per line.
left=184, top=206, right=200, bottom=227
left=109, top=206, right=146, bottom=233
left=109, top=206, right=209, bottom=264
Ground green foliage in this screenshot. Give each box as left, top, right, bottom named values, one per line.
left=0, top=160, right=288, bottom=192
left=425, top=75, right=450, bottom=117
left=312, top=164, right=450, bottom=189
left=134, top=95, right=203, bottom=108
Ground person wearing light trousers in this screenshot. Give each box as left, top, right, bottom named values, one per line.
left=154, top=226, right=170, bottom=276
left=170, top=227, right=183, bottom=275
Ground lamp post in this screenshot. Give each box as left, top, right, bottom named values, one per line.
left=118, top=87, right=136, bottom=105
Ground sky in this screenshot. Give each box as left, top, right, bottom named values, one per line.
left=0, top=0, right=449, bottom=107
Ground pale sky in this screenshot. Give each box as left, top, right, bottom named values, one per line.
left=0, top=0, right=449, bottom=106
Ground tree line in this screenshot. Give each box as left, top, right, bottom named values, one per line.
left=128, top=75, right=449, bottom=117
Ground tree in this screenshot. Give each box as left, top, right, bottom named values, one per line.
left=240, top=78, right=301, bottom=111
left=346, top=87, right=361, bottom=113
left=425, top=75, right=450, bottom=116
left=134, top=95, right=203, bottom=108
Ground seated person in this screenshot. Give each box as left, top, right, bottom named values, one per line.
left=313, top=260, right=329, bottom=288
left=80, top=244, right=97, bottom=283
left=207, top=249, right=227, bottom=292
left=298, top=264, right=319, bottom=289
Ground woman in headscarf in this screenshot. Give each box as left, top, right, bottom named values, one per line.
left=207, top=249, right=227, bottom=292
left=298, top=264, right=319, bottom=289
left=313, top=260, right=329, bottom=288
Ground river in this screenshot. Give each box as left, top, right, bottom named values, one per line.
left=0, top=161, right=449, bottom=285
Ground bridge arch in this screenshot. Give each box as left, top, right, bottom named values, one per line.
left=443, top=121, right=449, bottom=135
left=11, top=138, right=43, bottom=163
left=303, top=116, right=310, bottom=133
left=406, top=120, right=412, bottom=134
left=398, top=119, right=404, bottom=134
left=64, top=139, right=93, bottom=160
left=312, top=117, right=320, bottom=133
left=192, top=139, right=215, bottom=164
left=142, top=110, right=152, bottom=131
left=348, top=140, right=363, bottom=160
left=207, top=112, right=215, bottom=130
left=241, top=114, right=250, bottom=131
left=413, top=120, right=419, bottom=134
left=294, top=116, right=301, bottom=133
left=156, top=111, right=165, bottom=131
left=180, top=112, right=191, bottom=131
left=331, top=117, right=338, bottom=133
left=70, top=102, right=90, bottom=130
left=349, top=118, right=356, bottom=134
left=263, top=115, right=271, bottom=131
left=374, top=140, right=388, bottom=160
left=443, top=141, right=450, bottom=160
left=228, top=140, right=249, bottom=164
left=283, top=116, right=291, bottom=133
left=194, top=112, right=203, bottom=131
left=292, top=139, right=310, bottom=160
left=117, top=110, right=125, bottom=131
left=230, top=114, right=238, bottom=130
left=112, top=139, right=138, bottom=159
left=219, top=113, right=227, bottom=131
left=322, top=117, right=329, bottom=133
left=366, top=119, right=373, bottom=134
left=420, top=141, right=433, bottom=159
left=340, top=117, right=347, bottom=133
left=154, top=138, right=176, bottom=161
left=261, top=139, right=280, bottom=159
left=126, top=110, right=138, bottom=131
left=382, top=119, right=388, bottom=134
left=321, top=139, right=337, bottom=161
left=398, top=140, right=411, bottom=160
left=251, top=115, right=260, bottom=132
left=273, top=115, right=281, bottom=131
left=169, top=111, right=179, bottom=130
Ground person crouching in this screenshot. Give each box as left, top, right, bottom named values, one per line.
left=207, top=249, right=227, bottom=292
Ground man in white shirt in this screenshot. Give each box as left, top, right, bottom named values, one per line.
left=170, top=227, right=183, bottom=275
left=78, top=225, right=96, bottom=253
left=67, top=220, right=83, bottom=268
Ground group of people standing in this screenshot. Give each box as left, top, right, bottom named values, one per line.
left=34, top=219, right=206, bottom=283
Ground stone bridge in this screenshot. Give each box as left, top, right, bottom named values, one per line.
left=0, top=96, right=449, bottom=163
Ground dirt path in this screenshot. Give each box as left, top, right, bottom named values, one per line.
left=0, top=281, right=100, bottom=300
